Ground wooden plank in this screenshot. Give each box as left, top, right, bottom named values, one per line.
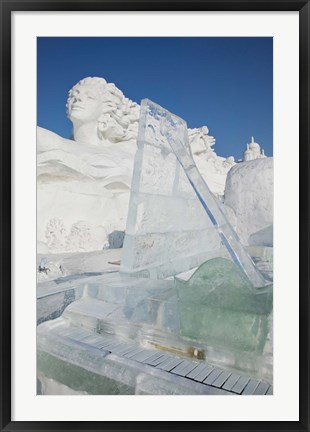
left=144, top=352, right=167, bottom=365
left=171, top=360, right=198, bottom=377
left=75, top=330, right=92, bottom=340
left=81, top=337, right=112, bottom=349
left=242, top=379, right=260, bottom=395
left=57, top=328, right=82, bottom=339
left=85, top=336, right=108, bottom=347
left=97, top=339, right=118, bottom=349
left=55, top=327, right=89, bottom=341
left=193, top=366, right=214, bottom=383
left=176, top=362, right=200, bottom=377
left=124, top=348, right=144, bottom=358
left=157, top=358, right=184, bottom=372
left=231, top=376, right=250, bottom=394
left=81, top=335, right=109, bottom=348
left=102, top=340, right=120, bottom=350
left=186, top=363, right=206, bottom=379
left=222, top=373, right=241, bottom=391
left=203, top=368, right=223, bottom=385
left=65, top=329, right=91, bottom=341
left=211, top=370, right=232, bottom=388
left=155, top=357, right=175, bottom=369
left=170, top=360, right=192, bottom=376
left=113, top=344, right=136, bottom=355
left=146, top=355, right=170, bottom=366
left=253, top=382, right=270, bottom=395
left=129, top=350, right=156, bottom=362
left=104, top=342, right=124, bottom=351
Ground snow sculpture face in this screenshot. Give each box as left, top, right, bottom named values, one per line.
left=66, top=77, right=139, bottom=145
left=67, top=77, right=108, bottom=124
left=67, top=85, right=103, bottom=123
left=188, top=126, right=215, bottom=156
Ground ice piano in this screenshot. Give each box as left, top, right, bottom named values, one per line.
left=37, top=100, right=273, bottom=395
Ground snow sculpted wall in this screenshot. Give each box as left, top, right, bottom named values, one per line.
left=224, top=157, right=273, bottom=245
left=37, top=76, right=234, bottom=253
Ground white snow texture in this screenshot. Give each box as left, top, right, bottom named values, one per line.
left=37, top=76, right=273, bottom=253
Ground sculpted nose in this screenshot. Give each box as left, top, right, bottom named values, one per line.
left=73, top=91, right=83, bottom=102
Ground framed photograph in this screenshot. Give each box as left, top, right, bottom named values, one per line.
left=1, top=0, right=308, bottom=430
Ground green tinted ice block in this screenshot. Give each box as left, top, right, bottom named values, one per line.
left=175, top=258, right=272, bottom=353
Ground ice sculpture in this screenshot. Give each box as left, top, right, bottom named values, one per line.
left=121, top=99, right=266, bottom=287
left=36, top=100, right=273, bottom=396
left=176, top=258, right=272, bottom=353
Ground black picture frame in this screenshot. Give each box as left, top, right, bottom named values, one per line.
left=1, top=0, right=308, bottom=430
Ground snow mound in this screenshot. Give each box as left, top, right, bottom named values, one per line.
left=224, top=158, right=273, bottom=245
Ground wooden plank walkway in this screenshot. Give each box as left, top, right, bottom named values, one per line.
left=39, top=323, right=272, bottom=396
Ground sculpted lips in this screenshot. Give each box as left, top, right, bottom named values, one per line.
left=71, top=104, right=85, bottom=111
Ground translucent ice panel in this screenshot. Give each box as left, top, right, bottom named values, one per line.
left=176, top=258, right=272, bottom=353
left=121, top=99, right=266, bottom=287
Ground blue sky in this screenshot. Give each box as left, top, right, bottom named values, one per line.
left=37, top=37, right=272, bottom=160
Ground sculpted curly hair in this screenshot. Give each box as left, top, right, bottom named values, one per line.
left=67, top=77, right=140, bottom=143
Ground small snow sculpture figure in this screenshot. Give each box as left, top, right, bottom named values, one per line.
left=242, top=136, right=267, bottom=162
left=188, top=126, right=216, bottom=156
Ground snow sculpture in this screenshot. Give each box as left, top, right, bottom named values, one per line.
left=121, top=99, right=266, bottom=287
left=224, top=157, right=273, bottom=245
left=188, top=127, right=235, bottom=197
left=67, top=77, right=140, bottom=146
left=37, top=77, right=139, bottom=252
left=188, top=126, right=216, bottom=156
left=243, top=136, right=266, bottom=161
left=37, top=77, right=234, bottom=253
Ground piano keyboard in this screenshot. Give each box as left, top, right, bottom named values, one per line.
left=39, top=323, right=272, bottom=395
